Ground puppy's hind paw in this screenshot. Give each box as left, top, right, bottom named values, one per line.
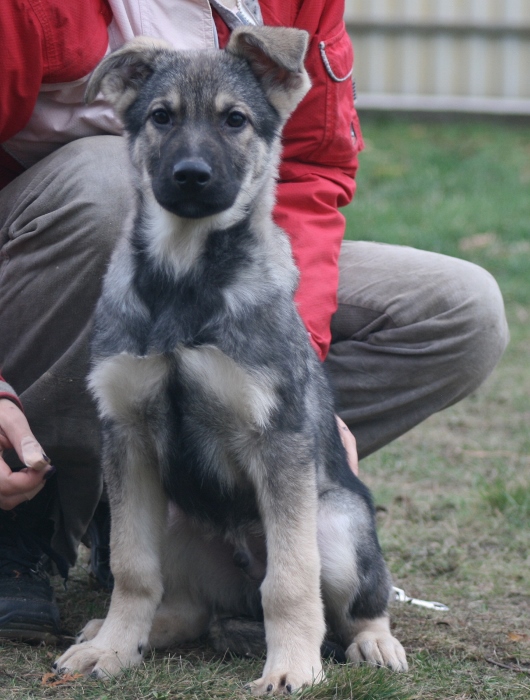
left=76, top=618, right=105, bottom=643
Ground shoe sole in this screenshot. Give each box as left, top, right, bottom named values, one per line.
left=0, top=605, right=60, bottom=644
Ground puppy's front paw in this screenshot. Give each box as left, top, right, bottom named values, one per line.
left=54, top=639, right=143, bottom=678
left=346, top=631, right=408, bottom=672
left=246, top=663, right=324, bottom=695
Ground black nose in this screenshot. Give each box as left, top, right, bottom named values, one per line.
left=172, top=159, right=212, bottom=189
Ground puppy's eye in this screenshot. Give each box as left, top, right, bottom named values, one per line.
left=225, top=111, right=247, bottom=129
left=151, top=109, right=170, bottom=125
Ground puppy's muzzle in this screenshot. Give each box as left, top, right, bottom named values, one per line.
left=151, top=142, right=241, bottom=218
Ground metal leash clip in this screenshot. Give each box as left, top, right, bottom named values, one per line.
left=392, top=586, right=449, bottom=612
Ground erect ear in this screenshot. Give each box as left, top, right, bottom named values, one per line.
left=85, top=36, right=173, bottom=118
left=226, top=27, right=311, bottom=120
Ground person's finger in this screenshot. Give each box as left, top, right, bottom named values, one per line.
left=20, top=435, right=50, bottom=471
left=335, top=415, right=359, bottom=476
left=0, top=480, right=46, bottom=510
left=0, top=399, right=50, bottom=471
left=0, top=455, right=51, bottom=498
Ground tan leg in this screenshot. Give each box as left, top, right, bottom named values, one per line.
left=247, top=463, right=325, bottom=695
left=55, top=433, right=167, bottom=677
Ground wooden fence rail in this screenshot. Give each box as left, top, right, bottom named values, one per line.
left=345, top=0, right=530, bottom=114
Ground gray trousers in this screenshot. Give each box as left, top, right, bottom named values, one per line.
left=0, top=136, right=509, bottom=564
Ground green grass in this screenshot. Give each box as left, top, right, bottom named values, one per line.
left=1, top=116, right=529, bottom=699
left=479, top=477, right=530, bottom=526
left=346, top=116, right=530, bottom=307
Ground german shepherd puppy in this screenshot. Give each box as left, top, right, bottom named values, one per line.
left=55, top=27, right=407, bottom=693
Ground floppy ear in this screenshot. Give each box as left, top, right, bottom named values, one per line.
left=226, top=27, right=311, bottom=120
left=85, top=36, right=173, bottom=118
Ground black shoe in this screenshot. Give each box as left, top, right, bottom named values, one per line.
left=0, top=529, right=63, bottom=643
left=86, top=501, right=114, bottom=591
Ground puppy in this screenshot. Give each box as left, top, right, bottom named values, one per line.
left=55, top=27, right=407, bottom=694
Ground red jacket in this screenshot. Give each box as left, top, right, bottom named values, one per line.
left=0, top=0, right=362, bottom=375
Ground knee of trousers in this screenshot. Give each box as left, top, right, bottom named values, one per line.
left=2, top=136, right=133, bottom=261
left=431, top=259, right=509, bottom=392
left=335, top=244, right=509, bottom=398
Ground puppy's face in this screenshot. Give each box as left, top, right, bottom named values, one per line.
left=126, top=53, right=280, bottom=218
left=86, top=28, right=310, bottom=220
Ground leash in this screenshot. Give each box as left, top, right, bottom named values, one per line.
left=392, top=586, right=449, bottom=612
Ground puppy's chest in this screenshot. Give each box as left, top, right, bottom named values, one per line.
left=177, top=345, right=278, bottom=429
left=92, top=344, right=279, bottom=431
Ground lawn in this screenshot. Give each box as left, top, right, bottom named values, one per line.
left=1, top=116, right=529, bottom=699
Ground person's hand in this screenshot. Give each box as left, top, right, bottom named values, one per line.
left=0, top=398, right=54, bottom=510
left=335, top=415, right=359, bottom=476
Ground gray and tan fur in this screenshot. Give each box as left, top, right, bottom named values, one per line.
left=55, top=27, right=407, bottom=694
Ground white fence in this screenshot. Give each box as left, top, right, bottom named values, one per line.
left=345, top=0, right=530, bottom=114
